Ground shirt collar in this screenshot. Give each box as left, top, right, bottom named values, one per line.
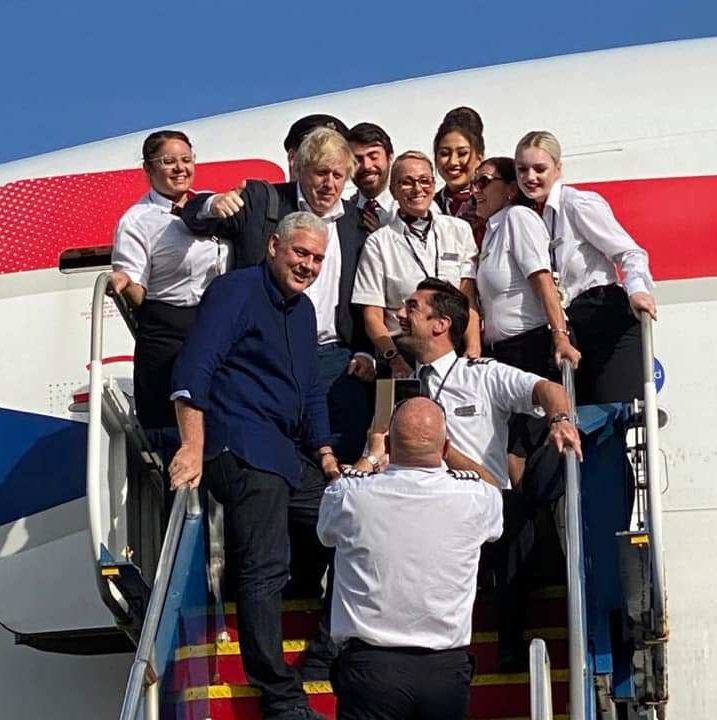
left=357, top=185, right=393, bottom=212
left=296, top=182, right=345, bottom=222
left=416, top=349, right=457, bottom=379
left=545, top=179, right=563, bottom=215
left=486, top=205, right=510, bottom=232
left=148, top=188, right=175, bottom=212
left=261, top=261, right=301, bottom=310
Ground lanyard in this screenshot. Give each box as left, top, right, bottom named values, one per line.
left=431, top=357, right=460, bottom=404
left=402, top=222, right=439, bottom=279
left=548, top=207, right=568, bottom=308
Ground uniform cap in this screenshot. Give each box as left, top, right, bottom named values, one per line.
left=283, top=114, right=349, bottom=152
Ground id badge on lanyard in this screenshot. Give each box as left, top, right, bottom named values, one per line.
left=549, top=212, right=568, bottom=309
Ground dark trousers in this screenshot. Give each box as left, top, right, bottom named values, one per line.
left=332, top=641, right=473, bottom=720
left=317, top=343, right=373, bottom=464
left=204, top=452, right=307, bottom=716
left=485, top=323, right=560, bottom=382
left=567, top=284, right=643, bottom=405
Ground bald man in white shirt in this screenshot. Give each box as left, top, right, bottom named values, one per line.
left=319, top=397, right=502, bottom=720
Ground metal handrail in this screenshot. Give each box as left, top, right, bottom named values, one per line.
left=561, top=360, right=589, bottom=720
left=640, top=314, right=667, bottom=637
left=87, top=272, right=113, bottom=564
left=529, top=638, right=554, bottom=719
left=87, top=272, right=140, bottom=564
left=119, top=485, right=201, bottom=719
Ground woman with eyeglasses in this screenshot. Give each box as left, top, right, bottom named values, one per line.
left=352, top=151, right=481, bottom=378
left=109, top=130, right=230, bottom=430
left=472, top=157, right=581, bottom=380
left=515, top=131, right=656, bottom=404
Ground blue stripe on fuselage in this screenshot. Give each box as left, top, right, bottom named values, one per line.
left=0, top=408, right=86, bottom=526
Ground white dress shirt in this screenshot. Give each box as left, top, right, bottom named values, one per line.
left=355, top=186, right=398, bottom=228
left=318, top=464, right=503, bottom=649
left=352, top=213, right=477, bottom=335
left=416, top=351, right=542, bottom=488
left=297, top=184, right=344, bottom=345
left=476, top=205, right=552, bottom=344
left=543, top=180, right=654, bottom=304
left=112, top=190, right=230, bottom=306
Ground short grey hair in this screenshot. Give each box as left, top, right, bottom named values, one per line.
left=275, top=211, right=328, bottom=244
left=390, top=150, right=434, bottom=187
left=293, top=127, right=357, bottom=178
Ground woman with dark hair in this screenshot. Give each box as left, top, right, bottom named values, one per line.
left=472, top=156, right=580, bottom=379
left=433, top=107, right=485, bottom=240
left=109, top=130, right=230, bottom=430
left=515, top=131, right=656, bottom=404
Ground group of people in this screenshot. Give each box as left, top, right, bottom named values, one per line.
left=108, top=108, right=656, bottom=720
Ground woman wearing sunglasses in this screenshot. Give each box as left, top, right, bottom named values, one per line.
left=472, top=157, right=580, bottom=380
left=109, top=130, right=230, bottom=431
left=515, top=131, right=656, bottom=404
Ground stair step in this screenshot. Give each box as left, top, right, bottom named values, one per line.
left=184, top=586, right=567, bottom=645
left=169, top=628, right=568, bottom=689
left=168, top=671, right=568, bottom=719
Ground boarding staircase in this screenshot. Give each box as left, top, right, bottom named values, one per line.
left=86, top=272, right=668, bottom=720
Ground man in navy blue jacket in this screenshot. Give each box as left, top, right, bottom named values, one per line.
left=169, top=211, right=337, bottom=720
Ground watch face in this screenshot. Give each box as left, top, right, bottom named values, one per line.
left=383, top=349, right=398, bottom=361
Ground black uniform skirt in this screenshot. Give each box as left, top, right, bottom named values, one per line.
left=133, top=300, right=198, bottom=429
left=567, top=283, right=643, bottom=406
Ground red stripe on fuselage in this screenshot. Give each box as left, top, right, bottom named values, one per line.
left=0, top=169, right=714, bottom=280
left=575, top=176, right=717, bottom=282
left=0, top=160, right=285, bottom=275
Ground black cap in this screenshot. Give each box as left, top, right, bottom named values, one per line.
left=283, top=114, right=349, bottom=152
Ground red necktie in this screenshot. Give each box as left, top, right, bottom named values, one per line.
left=361, top=199, right=380, bottom=230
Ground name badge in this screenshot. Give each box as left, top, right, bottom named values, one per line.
left=441, top=252, right=459, bottom=261
left=454, top=404, right=477, bottom=417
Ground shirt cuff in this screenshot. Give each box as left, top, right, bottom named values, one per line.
left=624, top=277, right=650, bottom=296
left=353, top=351, right=376, bottom=366
left=196, top=195, right=218, bottom=220
left=169, top=390, right=192, bottom=402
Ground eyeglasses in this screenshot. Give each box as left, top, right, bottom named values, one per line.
left=147, top=153, right=196, bottom=167
left=471, top=174, right=503, bottom=191
left=398, top=176, right=435, bottom=191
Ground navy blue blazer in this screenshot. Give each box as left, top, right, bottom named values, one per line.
left=182, top=181, right=371, bottom=353
left=171, top=262, right=331, bottom=487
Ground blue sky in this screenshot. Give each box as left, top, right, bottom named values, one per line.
left=2, top=0, right=715, bottom=164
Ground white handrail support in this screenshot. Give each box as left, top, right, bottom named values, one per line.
left=640, top=314, right=667, bottom=638
left=561, top=361, right=589, bottom=720
left=529, top=638, right=554, bottom=719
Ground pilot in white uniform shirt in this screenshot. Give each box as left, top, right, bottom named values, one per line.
left=416, top=350, right=543, bottom=488
left=318, top=464, right=503, bottom=649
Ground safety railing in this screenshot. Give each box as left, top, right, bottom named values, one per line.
left=640, top=314, right=667, bottom=638
left=529, top=638, right=554, bottom=719
left=119, top=484, right=201, bottom=719
left=561, top=360, right=590, bottom=720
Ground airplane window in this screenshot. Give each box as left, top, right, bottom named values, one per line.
left=59, top=246, right=113, bottom=273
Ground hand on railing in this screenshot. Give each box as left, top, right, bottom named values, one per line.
left=548, top=417, right=583, bottom=461
left=553, top=332, right=581, bottom=370
left=629, top=291, right=657, bottom=321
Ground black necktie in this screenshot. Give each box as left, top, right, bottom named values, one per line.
left=418, top=364, right=433, bottom=398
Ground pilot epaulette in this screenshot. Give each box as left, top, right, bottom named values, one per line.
left=467, top=357, right=495, bottom=366
left=448, top=469, right=482, bottom=481
left=341, top=467, right=374, bottom=478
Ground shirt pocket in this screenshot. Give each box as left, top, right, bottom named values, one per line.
left=385, top=273, right=414, bottom=308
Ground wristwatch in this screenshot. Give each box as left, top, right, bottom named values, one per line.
left=381, top=348, right=399, bottom=362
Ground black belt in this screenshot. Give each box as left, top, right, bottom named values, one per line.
left=344, top=638, right=467, bottom=655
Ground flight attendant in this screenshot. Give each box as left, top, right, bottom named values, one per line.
left=433, top=107, right=485, bottom=243
left=109, top=130, right=230, bottom=430
left=515, top=130, right=656, bottom=404
left=352, top=151, right=481, bottom=378
left=472, top=157, right=581, bottom=379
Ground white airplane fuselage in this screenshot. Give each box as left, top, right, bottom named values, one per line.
left=0, top=38, right=715, bottom=718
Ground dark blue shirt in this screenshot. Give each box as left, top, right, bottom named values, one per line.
left=171, top=262, right=331, bottom=487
